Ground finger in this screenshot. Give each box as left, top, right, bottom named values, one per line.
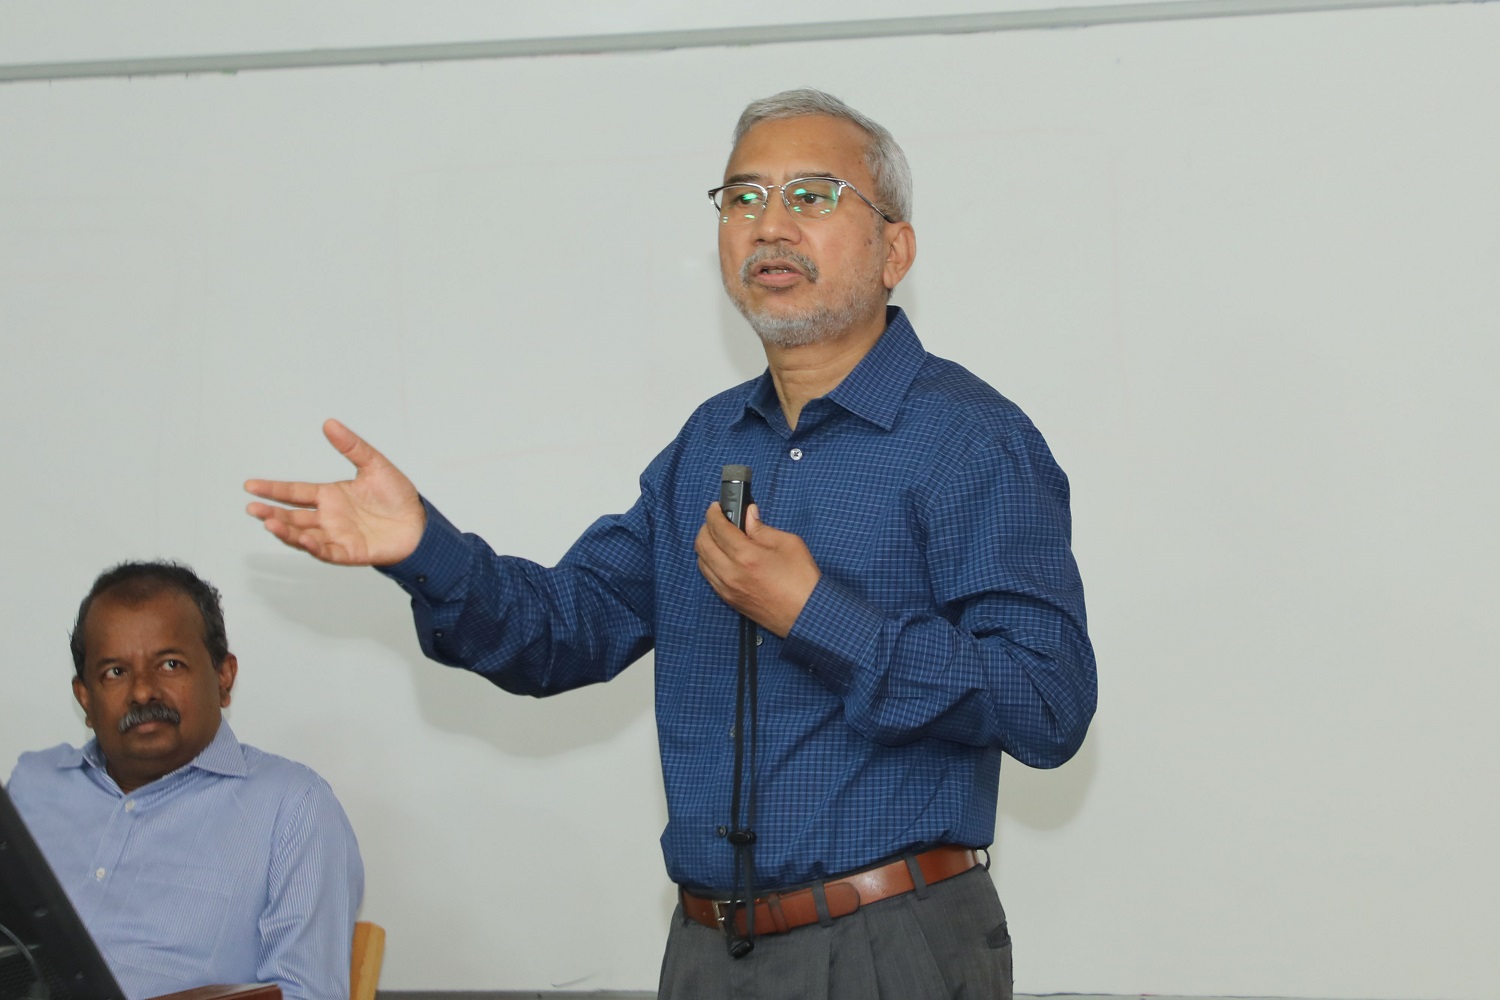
left=694, top=526, right=736, bottom=588
left=323, top=418, right=386, bottom=473
left=695, top=553, right=721, bottom=592
left=744, top=503, right=775, bottom=540
left=260, top=518, right=354, bottom=566
left=243, top=480, right=323, bottom=507
left=702, top=502, right=750, bottom=550
left=311, top=537, right=357, bottom=565
left=258, top=515, right=311, bottom=550
left=247, top=504, right=323, bottom=529
left=247, top=500, right=300, bottom=522
left=695, top=553, right=739, bottom=611
left=694, top=522, right=726, bottom=568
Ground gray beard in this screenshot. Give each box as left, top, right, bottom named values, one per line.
left=739, top=297, right=868, bottom=348
left=726, top=246, right=879, bottom=348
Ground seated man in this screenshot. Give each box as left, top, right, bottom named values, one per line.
left=6, top=561, right=363, bottom=1000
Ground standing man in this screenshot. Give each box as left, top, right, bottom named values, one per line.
left=246, top=89, right=1094, bottom=998
left=6, top=562, right=363, bottom=1000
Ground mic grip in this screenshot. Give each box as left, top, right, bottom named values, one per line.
left=720, top=465, right=753, bottom=532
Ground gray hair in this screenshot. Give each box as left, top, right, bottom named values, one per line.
left=732, top=88, right=913, bottom=224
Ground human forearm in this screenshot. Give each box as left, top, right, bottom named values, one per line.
left=784, top=577, right=1096, bottom=763
left=380, top=499, right=656, bottom=695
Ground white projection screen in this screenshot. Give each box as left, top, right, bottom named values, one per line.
left=1, top=3, right=1497, bottom=998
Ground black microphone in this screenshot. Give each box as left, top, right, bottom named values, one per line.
left=720, top=465, right=753, bottom=531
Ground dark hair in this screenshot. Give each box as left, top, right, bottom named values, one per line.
left=70, top=561, right=230, bottom=681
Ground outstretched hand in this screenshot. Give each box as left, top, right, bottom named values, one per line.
left=244, top=419, right=426, bottom=567
left=695, top=503, right=820, bottom=638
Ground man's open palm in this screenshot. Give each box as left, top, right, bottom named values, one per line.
left=244, top=419, right=426, bottom=567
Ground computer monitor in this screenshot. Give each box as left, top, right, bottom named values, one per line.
left=0, top=781, right=124, bottom=1000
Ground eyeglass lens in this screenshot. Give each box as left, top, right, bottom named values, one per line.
left=715, top=179, right=842, bottom=223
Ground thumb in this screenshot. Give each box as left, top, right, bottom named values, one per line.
left=323, top=418, right=383, bottom=473
left=745, top=503, right=775, bottom=538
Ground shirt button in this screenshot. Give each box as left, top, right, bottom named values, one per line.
left=95, top=868, right=107, bottom=880
left=433, top=630, right=444, bottom=640
left=755, top=634, right=764, bottom=646
left=789, top=448, right=803, bottom=461
left=124, top=800, right=135, bottom=812
left=416, top=575, right=428, bottom=585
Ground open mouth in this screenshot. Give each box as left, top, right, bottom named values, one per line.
left=750, top=268, right=803, bottom=290
left=740, top=248, right=819, bottom=287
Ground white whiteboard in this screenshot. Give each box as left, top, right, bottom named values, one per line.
left=2, top=2, right=1498, bottom=997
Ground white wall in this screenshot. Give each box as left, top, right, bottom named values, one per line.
left=1, top=0, right=1171, bottom=64
left=2, top=3, right=1498, bottom=998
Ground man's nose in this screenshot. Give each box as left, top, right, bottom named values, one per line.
left=128, top=668, right=160, bottom=703
left=750, top=193, right=802, bottom=242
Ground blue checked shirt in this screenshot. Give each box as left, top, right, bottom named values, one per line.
left=6, top=723, right=363, bottom=1000
left=384, top=308, right=1095, bottom=892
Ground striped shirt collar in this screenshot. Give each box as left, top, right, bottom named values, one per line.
left=67, top=720, right=248, bottom=783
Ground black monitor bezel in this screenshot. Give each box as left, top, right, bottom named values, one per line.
left=0, top=780, right=125, bottom=1000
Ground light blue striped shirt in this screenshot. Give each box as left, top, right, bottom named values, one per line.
left=6, top=722, right=362, bottom=1000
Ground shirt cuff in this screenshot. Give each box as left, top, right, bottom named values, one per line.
left=377, top=498, right=473, bottom=603
left=782, top=576, right=884, bottom=696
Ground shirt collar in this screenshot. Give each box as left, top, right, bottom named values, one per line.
left=742, top=306, right=925, bottom=433
left=70, top=719, right=248, bottom=782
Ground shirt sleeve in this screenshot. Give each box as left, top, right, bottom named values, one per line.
left=782, top=422, right=1097, bottom=766
left=377, top=484, right=657, bottom=697
left=257, top=775, right=364, bottom=1000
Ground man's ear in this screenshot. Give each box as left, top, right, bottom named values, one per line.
left=73, top=677, right=94, bottom=729
left=217, top=653, right=238, bottom=708
left=882, top=222, right=916, bottom=292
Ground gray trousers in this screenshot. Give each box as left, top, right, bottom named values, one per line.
left=658, top=866, right=1013, bottom=1000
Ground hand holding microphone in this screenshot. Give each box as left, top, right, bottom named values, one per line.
left=695, top=464, right=821, bottom=638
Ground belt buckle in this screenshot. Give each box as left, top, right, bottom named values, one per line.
left=710, top=899, right=735, bottom=930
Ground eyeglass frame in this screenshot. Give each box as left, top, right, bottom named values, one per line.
left=706, top=176, right=896, bottom=225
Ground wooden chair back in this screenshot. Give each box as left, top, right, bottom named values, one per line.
left=350, top=920, right=386, bottom=1000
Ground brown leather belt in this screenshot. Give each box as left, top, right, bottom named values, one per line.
left=680, top=845, right=982, bottom=937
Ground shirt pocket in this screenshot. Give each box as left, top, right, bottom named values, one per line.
left=115, top=861, right=238, bottom=983
left=804, top=485, right=903, bottom=582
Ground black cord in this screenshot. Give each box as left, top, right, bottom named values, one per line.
left=724, top=613, right=759, bottom=958
left=0, top=919, right=51, bottom=1000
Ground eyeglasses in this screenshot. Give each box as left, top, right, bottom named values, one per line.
left=706, top=176, right=895, bottom=225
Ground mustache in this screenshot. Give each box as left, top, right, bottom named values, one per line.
left=119, top=702, right=181, bottom=733
left=739, top=246, right=820, bottom=285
